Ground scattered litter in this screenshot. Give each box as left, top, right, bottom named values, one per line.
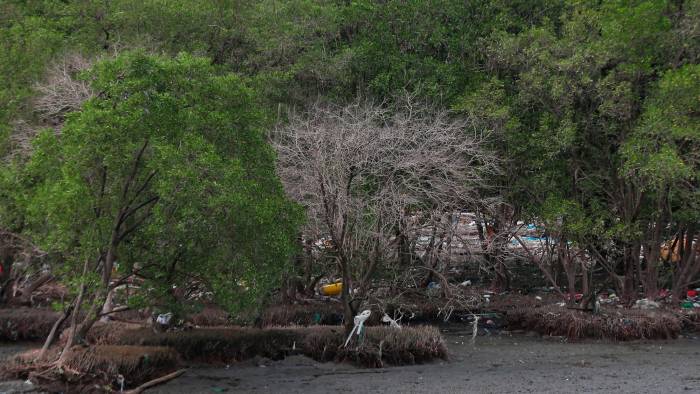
left=156, top=312, right=173, bottom=325
left=320, top=282, right=342, bottom=296
left=382, top=313, right=402, bottom=329
left=460, top=280, right=472, bottom=287
left=535, top=296, right=542, bottom=301
left=633, top=299, right=660, bottom=310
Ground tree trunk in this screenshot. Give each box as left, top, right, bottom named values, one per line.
left=644, top=218, right=664, bottom=298
left=38, top=305, right=72, bottom=360
left=0, top=251, right=14, bottom=305
left=100, top=286, right=117, bottom=322
left=339, top=255, right=354, bottom=335
left=15, top=273, right=54, bottom=306
left=672, top=226, right=699, bottom=301
left=621, top=242, right=641, bottom=303
left=56, top=277, right=87, bottom=366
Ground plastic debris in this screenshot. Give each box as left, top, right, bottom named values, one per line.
left=460, top=280, right=472, bottom=287
left=381, top=313, right=402, bottom=329
left=320, top=282, right=342, bottom=296
left=633, top=299, right=660, bottom=310
left=344, top=310, right=371, bottom=347
left=156, top=312, right=173, bottom=325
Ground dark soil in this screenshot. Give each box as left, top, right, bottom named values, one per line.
left=143, top=327, right=700, bottom=394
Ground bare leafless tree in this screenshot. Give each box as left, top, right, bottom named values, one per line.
left=275, top=98, right=498, bottom=331
left=33, top=53, right=94, bottom=123
left=4, top=54, right=94, bottom=163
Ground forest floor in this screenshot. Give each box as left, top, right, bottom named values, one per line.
left=142, top=325, right=700, bottom=394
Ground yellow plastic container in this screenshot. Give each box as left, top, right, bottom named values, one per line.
left=320, top=282, right=342, bottom=296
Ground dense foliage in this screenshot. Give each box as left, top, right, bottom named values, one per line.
left=0, top=0, right=698, bottom=321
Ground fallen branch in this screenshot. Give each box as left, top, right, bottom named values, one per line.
left=124, top=368, right=186, bottom=394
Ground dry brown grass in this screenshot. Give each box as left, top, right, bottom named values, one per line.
left=86, top=321, right=144, bottom=345
left=259, top=302, right=344, bottom=326
left=63, top=345, right=180, bottom=386
left=487, top=293, right=559, bottom=312
left=677, top=309, right=700, bottom=332
left=102, top=324, right=447, bottom=368
left=0, top=308, right=61, bottom=341
left=113, top=327, right=300, bottom=363
left=188, top=305, right=231, bottom=326
left=506, top=305, right=681, bottom=340
left=303, top=325, right=448, bottom=367
left=0, top=345, right=179, bottom=391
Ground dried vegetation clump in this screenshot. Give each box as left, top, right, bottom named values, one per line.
left=106, top=325, right=446, bottom=367
left=114, top=327, right=300, bottom=363
left=63, top=345, right=180, bottom=387
left=259, top=302, right=344, bottom=326
left=187, top=305, right=231, bottom=326
left=304, top=325, right=448, bottom=367
left=0, top=346, right=179, bottom=391
left=506, top=306, right=682, bottom=340
left=0, top=308, right=61, bottom=341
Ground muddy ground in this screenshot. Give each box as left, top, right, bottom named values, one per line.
left=2, top=328, right=699, bottom=394
left=147, top=326, right=700, bottom=394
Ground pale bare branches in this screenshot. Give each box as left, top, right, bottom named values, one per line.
left=275, top=98, right=498, bottom=320
left=33, top=53, right=94, bottom=123
left=4, top=54, right=94, bottom=162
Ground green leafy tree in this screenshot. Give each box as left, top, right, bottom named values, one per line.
left=455, top=0, right=690, bottom=300
left=20, top=51, right=301, bottom=359
left=622, top=64, right=700, bottom=299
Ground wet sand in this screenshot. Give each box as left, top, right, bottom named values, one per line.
left=146, top=326, right=700, bottom=394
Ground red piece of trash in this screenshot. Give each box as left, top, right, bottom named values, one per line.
left=688, top=290, right=698, bottom=298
